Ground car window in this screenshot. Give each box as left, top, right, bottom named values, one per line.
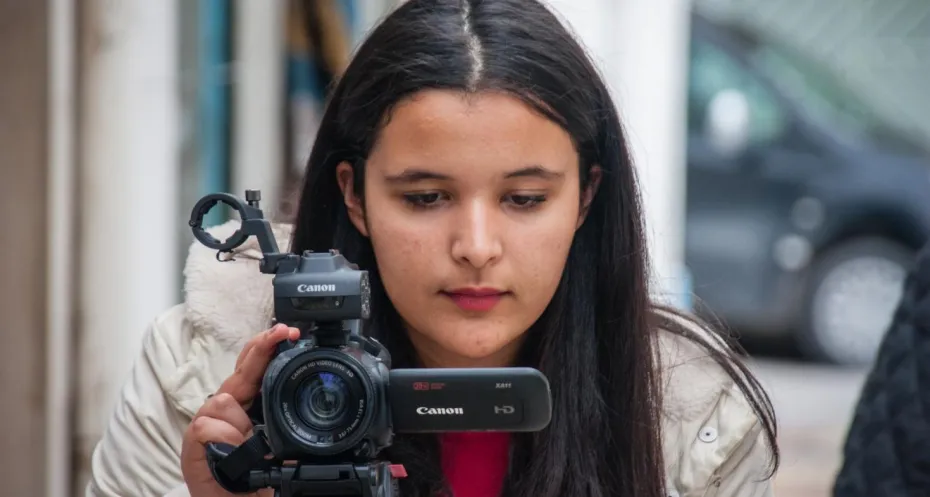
left=688, top=38, right=787, bottom=146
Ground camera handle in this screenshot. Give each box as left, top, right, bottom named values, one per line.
left=188, top=190, right=299, bottom=275
left=205, top=430, right=406, bottom=497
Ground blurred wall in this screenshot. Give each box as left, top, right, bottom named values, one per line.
left=0, top=1, right=50, bottom=496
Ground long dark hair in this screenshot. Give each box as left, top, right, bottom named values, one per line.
left=289, top=1, right=778, bottom=496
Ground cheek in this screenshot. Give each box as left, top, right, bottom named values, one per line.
left=509, top=205, right=579, bottom=300
left=363, top=195, right=440, bottom=290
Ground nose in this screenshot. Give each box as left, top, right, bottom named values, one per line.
left=451, top=199, right=503, bottom=269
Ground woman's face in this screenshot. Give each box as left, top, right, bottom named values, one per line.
left=337, top=90, right=598, bottom=368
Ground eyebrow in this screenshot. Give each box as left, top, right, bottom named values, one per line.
left=382, top=165, right=564, bottom=184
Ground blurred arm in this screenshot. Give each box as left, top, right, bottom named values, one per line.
left=712, top=427, right=775, bottom=497
left=85, top=307, right=192, bottom=497
left=832, top=243, right=930, bottom=497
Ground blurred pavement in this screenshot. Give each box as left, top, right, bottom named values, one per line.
left=751, top=359, right=870, bottom=497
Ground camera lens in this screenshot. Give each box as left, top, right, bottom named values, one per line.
left=296, top=372, right=350, bottom=430
left=270, top=349, right=376, bottom=455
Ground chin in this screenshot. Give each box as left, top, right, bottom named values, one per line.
left=449, top=344, right=510, bottom=360
left=437, top=326, right=525, bottom=365
left=404, top=315, right=530, bottom=367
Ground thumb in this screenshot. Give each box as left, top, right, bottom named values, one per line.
left=219, top=325, right=300, bottom=405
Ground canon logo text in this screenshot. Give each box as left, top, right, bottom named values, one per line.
left=416, top=407, right=464, bottom=415
left=297, top=284, right=336, bottom=293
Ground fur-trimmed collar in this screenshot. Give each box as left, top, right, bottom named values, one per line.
left=182, top=220, right=293, bottom=350
left=181, top=220, right=731, bottom=420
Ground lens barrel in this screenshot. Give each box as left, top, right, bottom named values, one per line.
left=267, top=347, right=374, bottom=455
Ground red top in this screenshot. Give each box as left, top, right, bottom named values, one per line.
left=440, top=432, right=511, bottom=497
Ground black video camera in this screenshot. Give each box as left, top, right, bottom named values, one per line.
left=189, top=190, right=552, bottom=497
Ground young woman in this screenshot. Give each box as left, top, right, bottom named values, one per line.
left=85, top=1, right=778, bottom=496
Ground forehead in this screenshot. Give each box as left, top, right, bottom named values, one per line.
left=368, top=89, right=577, bottom=176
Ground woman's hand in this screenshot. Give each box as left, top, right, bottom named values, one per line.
left=180, top=323, right=301, bottom=497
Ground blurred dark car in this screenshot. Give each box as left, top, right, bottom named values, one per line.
left=684, top=12, right=930, bottom=365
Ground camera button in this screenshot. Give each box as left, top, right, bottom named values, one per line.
left=389, top=464, right=408, bottom=478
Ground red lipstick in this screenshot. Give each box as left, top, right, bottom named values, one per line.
left=442, top=287, right=506, bottom=312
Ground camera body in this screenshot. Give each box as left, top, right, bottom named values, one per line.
left=190, top=190, right=552, bottom=496
left=257, top=250, right=393, bottom=462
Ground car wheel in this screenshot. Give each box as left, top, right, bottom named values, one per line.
left=799, top=237, right=913, bottom=366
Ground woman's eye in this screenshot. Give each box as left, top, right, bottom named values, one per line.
left=402, top=192, right=546, bottom=210
left=403, top=192, right=446, bottom=208
left=505, top=194, right=547, bottom=208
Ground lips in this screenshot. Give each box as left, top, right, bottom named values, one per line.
left=441, top=287, right=507, bottom=312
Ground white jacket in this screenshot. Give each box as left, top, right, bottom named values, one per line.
left=85, top=221, right=775, bottom=497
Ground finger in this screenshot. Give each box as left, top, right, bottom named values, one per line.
left=259, top=324, right=300, bottom=351
left=196, top=392, right=253, bottom=435
left=182, top=415, right=247, bottom=465
left=219, top=325, right=300, bottom=404
left=240, top=325, right=300, bottom=374
left=235, top=324, right=285, bottom=369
